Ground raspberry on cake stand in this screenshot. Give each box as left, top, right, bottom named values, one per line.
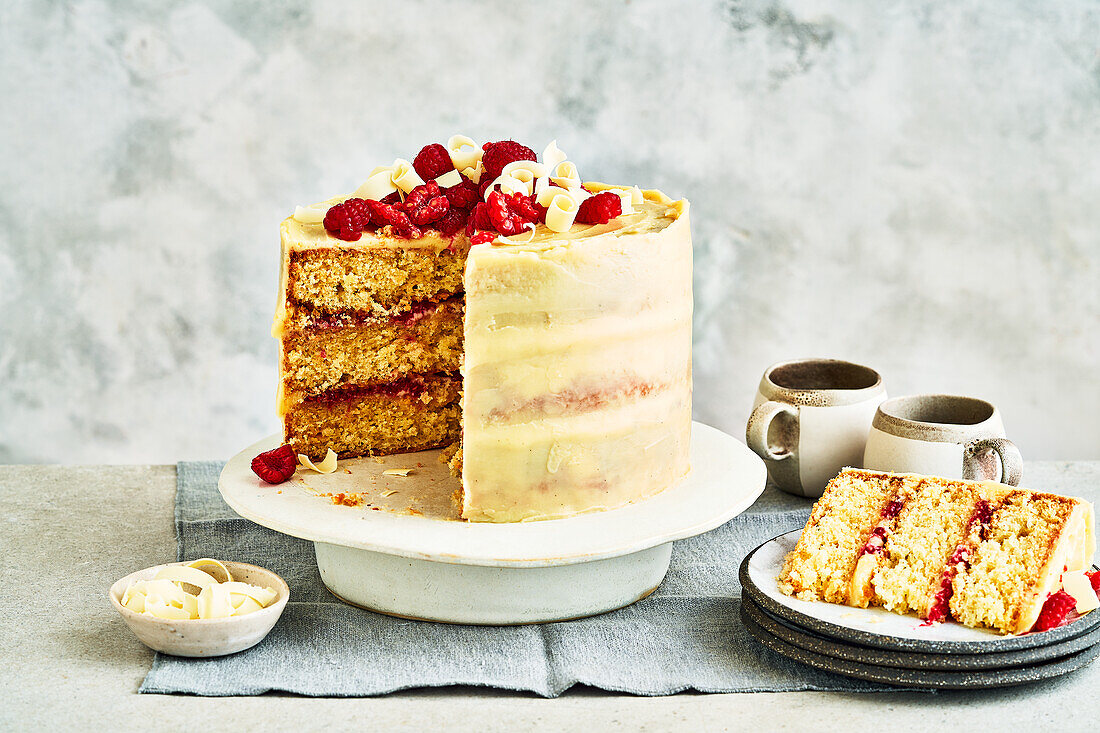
left=217, top=422, right=766, bottom=624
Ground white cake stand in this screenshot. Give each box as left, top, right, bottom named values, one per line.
left=219, top=422, right=766, bottom=624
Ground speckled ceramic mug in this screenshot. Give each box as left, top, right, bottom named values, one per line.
left=746, top=359, right=887, bottom=498
left=862, top=394, right=1022, bottom=485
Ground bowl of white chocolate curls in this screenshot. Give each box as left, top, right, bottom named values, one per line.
left=109, top=558, right=289, bottom=657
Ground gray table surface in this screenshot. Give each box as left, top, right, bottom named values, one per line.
left=4, top=461, right=1099, bottom=731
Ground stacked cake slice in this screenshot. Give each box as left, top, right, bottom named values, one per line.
left=779, top=468, right=1096, bottom=634
left=273, top=226, right=469, bottom=459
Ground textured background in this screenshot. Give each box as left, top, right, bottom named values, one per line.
left=2, top=0, right=1098, bottom=465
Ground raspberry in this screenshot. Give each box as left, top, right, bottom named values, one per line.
left=251, top=444, right=297, bottom=484
left=444, top=179, right=480, bottom=209
left=434, top=206, right=467, bottom=236
left=404, top=181, right=450, bottom=226
left=575, top=192, right=622, bottom=225
left=481, top=140, right=537, bottom=179
left=380, top=190, right=402, bottom=205
left=1033, top=590, right=1077, bottom=632
left=367, top=199, right=420, bottom=238
left=1087, top=570, right=1100, bottom=593
left=478, top=176, right=495, bottom=199
left=487, top=190, right=537, bottom=236
left=466, top=201, right=493, bottom=236
left=323, top=199, right=370, bottom=241
left=470, top=231, right=496, bottom=245
left=412, top=143, right=454, bottom=181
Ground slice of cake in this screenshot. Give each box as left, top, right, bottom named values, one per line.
left=778, top=468, right=1096, bottom=634
left=272, top=137, right=692, bottom=522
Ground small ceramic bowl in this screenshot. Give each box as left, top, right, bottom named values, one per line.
left=109, top=560, right=290, bottom=657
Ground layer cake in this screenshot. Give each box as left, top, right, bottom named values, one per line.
left=272, top=137, right=692, bottom=522
left=779, top=468, right=1096, bottom=634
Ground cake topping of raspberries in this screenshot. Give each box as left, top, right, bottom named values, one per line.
left=481, top=140, right=537, bottom=180
left=252, top=445, right=297, bottom=484
left=576, top=191, right=623, bottom=225
left=444, top=179, right=480, bottom=210
left=367, top=199, right=420, bottom=238
left=470, top=231, right=497, bottom=245
left=1033, top=590, right=1077, bottom=632
left=404, top=181, right=450, bottom=226
left=412, top=143, right=455, bottom=181
left=434, top=206, right=468, bottom=237
left=487, top=190, right=540, bottom=236
left=323, top=198, right=371, bottom=241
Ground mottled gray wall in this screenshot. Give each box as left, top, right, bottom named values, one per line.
left=2, top=0, right=1098, bottom=464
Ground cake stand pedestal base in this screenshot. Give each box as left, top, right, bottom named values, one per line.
left=314, top=541, right=672, bottom=625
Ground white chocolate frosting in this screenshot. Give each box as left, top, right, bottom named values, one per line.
left=461, top=186, right=692, bottom=521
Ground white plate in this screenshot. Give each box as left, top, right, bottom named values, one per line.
left=219, top=422, right=766, bottom=623
left=219, top=422, right=767, bottom=568
left=742, top=529, right=1100, bottom=651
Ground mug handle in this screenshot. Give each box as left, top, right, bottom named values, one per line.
left=746, top=401, right=799, bottom=461
left=964, top=438, right=1023, bottom=486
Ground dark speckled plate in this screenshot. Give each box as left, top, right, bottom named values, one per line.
left=740, top=599, right=1100, bottom=689
left=742, top=594, right=1100, bottom=671
left=740, top=529, right=1100, bottom=653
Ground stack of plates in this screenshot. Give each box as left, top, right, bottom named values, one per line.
left=739, top=529, right=1100, bottom=689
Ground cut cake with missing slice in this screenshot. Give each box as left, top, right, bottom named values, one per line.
left=778, top=468, right=1096, bottom=634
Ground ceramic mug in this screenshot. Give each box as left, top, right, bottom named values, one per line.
left=862, top=394, right=1022, bottom=485
left=746, top=359, right=887, bottom=498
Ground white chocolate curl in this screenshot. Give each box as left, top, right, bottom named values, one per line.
left=543, top=193, right=580, bottom=232
left=462, top=161, right=484, bottom=183
left=630, top=185, right=644, bottom=205
left=446, top=134, right=482, bottom=170
left=501, top=160, right=548, bottom=181
left=434, top=169, right=463, bottom=188
left=298, top=448, right=338, bottom=474
left=536, top=183, right=589, bottom=208
left=390, top=159, right=424, bottom=193
left=354, top=169, right=399, bottom=201
left=551, top=161, right=581, bottom=190
left=292, top=204, right=328, bottom=225
left=490, top=175, right=533, bottom=199
left=541, top=140, right=567, bottom=172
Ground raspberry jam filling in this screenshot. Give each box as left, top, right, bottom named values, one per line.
left=302, top=296, right=461, bottom=332
left=925, top=499, right=995, bottom=624
left=856, top=498, right=906, bottom=558
left=304, top=373, right=461, bottom=404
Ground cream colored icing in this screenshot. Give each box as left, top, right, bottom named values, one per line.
left=461, top=188, right=692, bottom=522
left=1016, top=499, right=1096, bottom=632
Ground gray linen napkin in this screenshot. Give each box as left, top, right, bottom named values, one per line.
left=139, top=461, right=895, bottom=696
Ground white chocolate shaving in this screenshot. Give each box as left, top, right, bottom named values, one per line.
left=536, top=184, right=589, bottom=208
left=354, top=169, right=399, bottom=201
left=1062, top=570, right=1100, bottom=614
left=298, top=448, right=338, bottom=474
left=434, top=169, right=463, bottom=188
left=390, top=158, right=424, bottom=193
left=119, top=560, right=277, bottom=620
left=382, top=468, right=413, bottom=476
left=446, top=134, right=482, bottom=170
left=502, top=160, right=549, bottom=180
left=488, top=175, right=532, bottom=199
left=461, top=161, right=484, bottom=184
left=541, top=140, right=567, bottom=172
left=550, top=161, right=581, bottom=190
left=292, top=204, right=328, bottom=225
left=544, top=193, right=580, bottom=232
left=187, top=558, right=232, bottom=583
left=630, top=185, right=644, bottom=204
